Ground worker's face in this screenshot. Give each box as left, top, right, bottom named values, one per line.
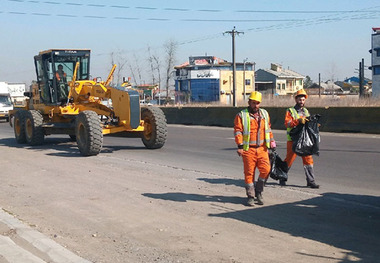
left=295, top=96, right=306, bottom=107
left=248, top=99, right=260, bottom=113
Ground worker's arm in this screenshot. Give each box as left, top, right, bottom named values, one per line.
left=284, top=109, right=300, bottom=128
left=267, top=114, right=276, bottom=149
left=234, top=113, right=244, bottom=147
left=234, top=113, right=244, bottom=156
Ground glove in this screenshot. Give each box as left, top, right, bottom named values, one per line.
left=298, top=118, right=306, bottom=125
left=270, top=141, right=276, bottom=149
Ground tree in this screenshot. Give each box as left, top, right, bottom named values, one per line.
left=304, top=75, right=313, bottom=89
left=163, top=39, right=178, bottom=103
left=147, top=46, right=161, bottom=104
left=110, top=50, right=127, bottom=86
left=127, top=54, right=143, bottom=86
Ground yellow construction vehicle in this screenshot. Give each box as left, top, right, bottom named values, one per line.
left=10, top=49, right=167, bottom=156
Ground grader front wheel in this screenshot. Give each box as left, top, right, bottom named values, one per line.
left=13, top=110, right=27, bottom=144
left=141, top=106, right=167, bottom=149
left=25, top=110, right=44, bottom=145
left=75, top=110, right=103, bottom=156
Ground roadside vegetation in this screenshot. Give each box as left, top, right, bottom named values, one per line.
left=168, top=95, right=380, bottom=108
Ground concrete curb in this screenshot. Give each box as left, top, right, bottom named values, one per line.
left=0, top=208, right=91, bottom=263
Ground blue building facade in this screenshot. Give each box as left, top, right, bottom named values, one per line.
left=174, top=56, right=255, bottom=104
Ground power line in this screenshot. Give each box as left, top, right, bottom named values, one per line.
left=4, top=0, right=380, bottom=14
left=1, top=10, right=378, bottom=23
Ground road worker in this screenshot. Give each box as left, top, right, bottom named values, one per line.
left=282, top=89, right=320, bottom=188
left=56, top=64, right=67, bottom=82
left=234, top=91, right=276, bottom=206
left=55, top=64, right=68, bottom=101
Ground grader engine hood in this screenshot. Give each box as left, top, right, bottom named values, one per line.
left=110, top=88, right=140, bottom=129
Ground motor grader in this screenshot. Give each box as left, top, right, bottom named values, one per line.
left=10, top=49, right=167, bottom=156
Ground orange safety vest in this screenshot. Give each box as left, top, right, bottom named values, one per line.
left=56, top=71, right=67, bottom=81
left=286, top=107, right=310, bottom=141
left=241, top=108, right=272, bottom=151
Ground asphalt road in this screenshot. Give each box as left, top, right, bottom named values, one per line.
left=0, top=120, right=379, bottom=262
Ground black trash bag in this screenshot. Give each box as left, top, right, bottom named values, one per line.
left=290, top=114, right=321, bottom=156
left=269, top=151, right=288, bottom=181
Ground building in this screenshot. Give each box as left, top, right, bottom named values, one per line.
left=133, top=84, right=158, bottom=101
left=255, top=63, right=304, bottom=95
left=370, top=27, right=380, bottom=97
left=341, top=76, right=371, bottom=95
left=174, top=56, right=255, bottom=105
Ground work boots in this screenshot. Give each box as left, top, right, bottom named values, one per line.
left=245, top=184, right=255, bottom=206
left=255, top=179, right=265, bottom=205
left=304, top=165, right=320, bottom=189
left=307, top=182, right=320, bottom=188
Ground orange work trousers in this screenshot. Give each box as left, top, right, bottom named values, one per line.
left=285, top=141, right=314, bottom=168
left=242, top=146, right=271, bottom=185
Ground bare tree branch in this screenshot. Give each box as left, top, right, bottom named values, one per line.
left=164, top=39, right=178, bottom=103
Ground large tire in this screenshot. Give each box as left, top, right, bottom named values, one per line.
left=25, top=110, right=45, bottom=145
left=141, top=106, right=167, bottom=149
left=14, top=110, right=27, bottom=144
left=75, top=111, right=103, bottom=156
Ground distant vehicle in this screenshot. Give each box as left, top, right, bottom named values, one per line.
left=0, top=93, right=13, bottom=122
left=140, top=100, right=152, bottom=106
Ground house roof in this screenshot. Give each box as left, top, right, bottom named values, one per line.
left=258, top=63, right=304, bottom=79
left=175, top=56, right=228, bottom=69
left=309, top=81, right=342, bottom=91
left=344, top=76, right=370, bottom=85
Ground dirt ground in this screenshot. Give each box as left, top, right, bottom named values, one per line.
left=0, top=124, right=379, bottom=262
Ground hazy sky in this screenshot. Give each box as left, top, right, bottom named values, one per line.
left=0, top=0, right=379, bottom=85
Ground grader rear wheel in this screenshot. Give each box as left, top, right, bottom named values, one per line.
left=75, top=110, right=103, bottom=156
left=25, top=110, right=44, bottom=145
left=141, top=106, right=167, bottom=149
left=13, top=110, right=27, bottom=144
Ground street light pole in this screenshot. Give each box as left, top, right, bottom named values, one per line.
left=243, top=58, right=248, bottom=101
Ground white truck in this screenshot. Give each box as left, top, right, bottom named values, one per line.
left=0, top=82, right=14, bottom=122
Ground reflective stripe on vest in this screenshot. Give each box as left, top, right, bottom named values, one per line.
left=260, top=109, right=271, bottom=149
left=241, top=108, right=271, bottom=151
left=286, top=107, right=310, bottom=141
left=241, top=109, right=251, bottom=151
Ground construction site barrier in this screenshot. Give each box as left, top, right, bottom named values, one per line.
left=160, top=106, right=380, bottom=134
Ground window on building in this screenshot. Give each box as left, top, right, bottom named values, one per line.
left=374, top=66, right=380, bottom=75
left=376, top=49, right=380, bottom=56
left=282, top=83, right=285, bottom=90
left=277, top=84, right=280, bottom=90
left=245, top=79, right=251, bottom=85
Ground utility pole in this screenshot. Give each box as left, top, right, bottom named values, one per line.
left=224, top=26, right=243, bottom=107
left=360, top=58, right=365, bottom=97
left=318, top=73, right=321, bottom=98
left=359, top=60, right=363, bottom=97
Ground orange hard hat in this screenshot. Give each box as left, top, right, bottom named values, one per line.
left=295, top=89, right=308, bottom=99
left=249, top=91, right=262, bottom=102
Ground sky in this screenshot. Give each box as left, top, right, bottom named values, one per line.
left=0, top=0, right=379, bottom=86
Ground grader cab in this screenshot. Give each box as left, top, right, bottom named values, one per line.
left=11, top=49, right=167, bottom=156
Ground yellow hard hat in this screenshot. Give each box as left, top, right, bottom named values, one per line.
left=249, top=91, right=262, bottom=102
left=295, top=89, right=308, bottom=99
